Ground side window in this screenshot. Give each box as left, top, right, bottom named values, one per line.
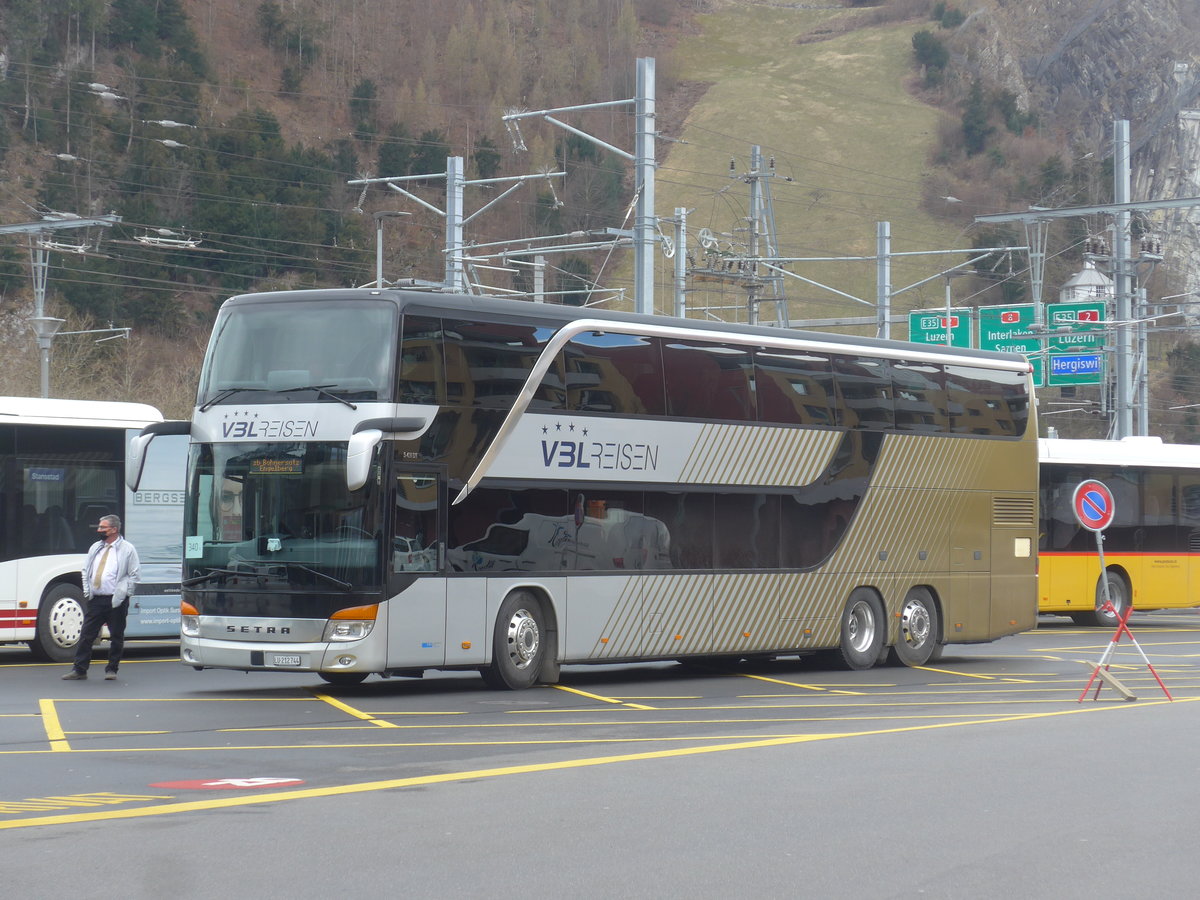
left=644, top=491, right=712, bottom=569
left=393, top=474, right=440, bottom=573
left=441, top=319, right=559, bottom=410
left=892, top=362, right=947, bottom=432
left=397, top=316, right=444, bottom=404
left=945, top=365, right=1016, bottom=436
left=715, top=493, right=779, bottom=569
left=663, top=341, right=754, bottom=421
left=564, top=332, right=665, bottom=415
left=834, top=356, right=893, bottom=431
left=754, top=350, right=835, bottom=426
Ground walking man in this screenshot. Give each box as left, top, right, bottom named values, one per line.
left=62, top=515, right=140, bottom=681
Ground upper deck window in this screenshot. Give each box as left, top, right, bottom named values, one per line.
left=198, top=299, right=397, bottom=407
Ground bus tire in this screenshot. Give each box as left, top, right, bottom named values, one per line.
left=1072, top=568, right=1130, bottom=627
left=482, top=591, right=544, bottom=690
left=836, top=588, right=885, bottom=670
left=318, top=672, right=369, bottom=686
left=891, top=587, right=940, bottom=667
left=29, top=583, right=86, bottom=662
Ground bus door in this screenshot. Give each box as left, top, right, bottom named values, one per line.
left=949, top=492, right=991, bottom=639
left=387, top=467, right=448, bottom=666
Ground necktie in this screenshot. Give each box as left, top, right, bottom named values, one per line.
left=93, top=545, right=111, bottom=591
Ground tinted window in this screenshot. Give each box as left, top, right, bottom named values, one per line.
left=563, top=332, right=665, bottom=415
left=834, top=356, right=893, bottom=430
left=945, top=364, right=1026, bottom=436
left=644, top=491, right=713, bottom=569
left=715, top=493, right=779, bottom=568
left=754, top=350, right=835, bottom=426
left=442, top=319, right=559, bottom=410
left=398, top=316, right=444, bottom=404
left=892, top=362, right=946, bottom=432
left=663, top=341, right=754, bottom=421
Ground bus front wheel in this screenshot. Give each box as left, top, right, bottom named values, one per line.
left=891, top=587, right=940, bottom=667
left=1072, top=569, right=1130, bottom=627
left=836, top=588, right=885, bottom=670
left=29, top=584, right=86, bottom=662
left=318, top=672, right=368, bottom=686
left=482, top=591, right=545, bottom=690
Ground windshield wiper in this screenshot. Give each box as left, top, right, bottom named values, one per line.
left=275, top=384, right=357, bottom=410
left=199, top=386, right=268, bottom=412
left=182, top=567, right=252, bottom=587
left=281, top=563, right=353, bottom=591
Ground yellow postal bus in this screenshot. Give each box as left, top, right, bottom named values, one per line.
left=1039, top=436, right=1200, bottom=625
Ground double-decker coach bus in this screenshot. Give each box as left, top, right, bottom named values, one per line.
left=130, top=289, right=1038, bottom=688
left=1039, top=436, right=1200, bottom=625
left=0, top=397, right=186, bottom=660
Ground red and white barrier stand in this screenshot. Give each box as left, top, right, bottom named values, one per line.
left=1079, top=600, right=1172, bottom=702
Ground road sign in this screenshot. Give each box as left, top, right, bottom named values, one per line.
left=978, top=303, right=1043, bottom=386
left=908, top=308, right=971, bottom=347
left=1072, top=479, right=1116, bottom=532
left=1046, top=300, right=1106, bottom=351
left=1049, top=353, right=1104, bottom=386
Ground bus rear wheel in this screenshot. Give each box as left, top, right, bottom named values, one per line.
left=891, top=587, right=940, bottom=667
left=482, top=591, right=545, bottom=690
left=1072, top=569, right=1130, bottom=627
left=29, top=584, right=86, bottom=662
left=836, top=588, right=885, bottom=670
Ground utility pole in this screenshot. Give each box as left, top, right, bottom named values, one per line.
left=503, top=57, right=658, bottom=314
left=350, top=161, right=564, bottom=292
left=974, top=119, right=1196, bottom=438
left=0, top=214, right=123, bottom=397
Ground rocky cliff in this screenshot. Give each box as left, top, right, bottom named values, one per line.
left=958, top=0, right=1200, bottom=301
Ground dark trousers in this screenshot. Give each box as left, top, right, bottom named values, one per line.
left=72, top=595, right=129, bottom=673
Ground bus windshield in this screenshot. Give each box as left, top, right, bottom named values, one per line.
left=197, top=299, right=397, bottom=405
left=185, top=442, right=383, bottom=592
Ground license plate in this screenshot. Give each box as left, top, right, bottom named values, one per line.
left=272, top=654, right=302, bottom=667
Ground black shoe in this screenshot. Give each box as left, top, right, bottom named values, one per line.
left=61, top=671, right=87, bottom=680
left=104, top=671, right=117, bottom=680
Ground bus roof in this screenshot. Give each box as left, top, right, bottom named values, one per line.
left=0, top=396, right=164, bottom=428
left=221, top=287, right=1032, bottom=371
left=1039, top=436, right=1200, bottom=469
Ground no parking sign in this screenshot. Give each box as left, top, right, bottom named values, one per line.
left=1072, top=479, right=1115, bottom=532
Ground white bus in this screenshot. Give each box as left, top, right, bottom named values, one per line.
left=132, top=289, right=1038, bottom=688
left=0, top=397, right=186, bottom=660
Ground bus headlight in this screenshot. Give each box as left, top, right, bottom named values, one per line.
left=181, top=601, right=199, bottom=638
left=322, top=619, right=374, bottom=642
left=322, top=604, right=379, bottom=642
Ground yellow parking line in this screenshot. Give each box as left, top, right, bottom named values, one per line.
left=38, top=699, right=70, bottom=752
left=310, top=691, right=398, bottom=728
left=3, top=698, right=1188, bottom=830
left=552, top=683, right=654, bottom=710
left=738, top=673, right=864, bottom=694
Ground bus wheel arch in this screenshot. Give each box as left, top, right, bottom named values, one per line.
left=889, top=586, right=942, bottom=667
left=1073, top=567, right=1131, bottom=627
left=835, top=587, right=886, bottom=670
left=482, top=588, right=558, bottom=690
left=29, top=580, right=86, bottom=662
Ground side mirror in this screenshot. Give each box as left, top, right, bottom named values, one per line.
left=346, top=429, right=382, bottom=491
left=345, top=417, right=428, bottom=491
left=126, top=420, right=191, bottom=491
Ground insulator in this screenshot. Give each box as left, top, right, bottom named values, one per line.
left=729, top=158, right=737, bottom=175
left=768, top=156, right=776, bottom=173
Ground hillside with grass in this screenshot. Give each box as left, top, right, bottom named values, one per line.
left=654, top=4, right=980, bottom=331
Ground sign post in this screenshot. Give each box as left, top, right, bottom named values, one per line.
left=1074, top=479, right=1172, bottom=702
